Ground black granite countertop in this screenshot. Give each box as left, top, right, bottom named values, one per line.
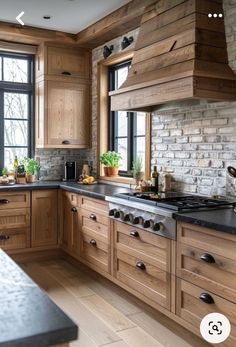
left=0, top=181, right=130, bottom=200
left=0, top=249, right=78, bottom=347
left=174, top=207, right=236, bottom=234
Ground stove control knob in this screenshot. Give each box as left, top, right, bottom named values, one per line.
left=114, top=210, right=121, bottom=218
left=109, top=209, right=116, bottom=216
left=121, top=213, right=130, bottom=222
left=143, top=220, right=151, bottom=228
left=133, top=216, right=140, bottom=225
left=153, top=222, right=164, bottom=232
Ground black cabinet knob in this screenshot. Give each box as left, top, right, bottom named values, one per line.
left=71, top=207, right=77, bottom=212
left=61, top=71, right=71, bottom=75
left=0, top=235, right=10, bottom=240
left=143, top=220, right=151, bottom=228
left=199, top=293, right=215, bottom=304
left=130, top=230, right=139, bottom=238
left=90, top=239, right=97, bottom=246
left=109, top=209, right=116, bottom=216
left=136, top=261, right=146, bottom=270
left=89, top=213, right=97, bottom=221
left=62, top=140, right=71, bottom=145
left=200, top=253, right=215, bottom=263
left=0, top=199, right=9, bottom=205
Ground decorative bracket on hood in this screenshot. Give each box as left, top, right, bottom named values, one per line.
left=110, top=0, right=236, bottom=111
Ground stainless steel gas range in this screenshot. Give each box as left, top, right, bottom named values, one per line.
left=106, top=192, right=235, bottom=240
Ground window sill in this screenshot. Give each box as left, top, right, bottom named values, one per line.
left=99, top=176, right=135, bottom=185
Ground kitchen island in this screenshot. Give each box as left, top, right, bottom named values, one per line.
left=0, top=249, right=78, bottom=347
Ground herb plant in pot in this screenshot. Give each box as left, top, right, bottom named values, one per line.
left=23, top=157, right=40, bottom=183
left=100, top=151, right=122, bottom=176
left=133, top=156, right=144, bottom=189
left=99, top=152, right=110, bottom=176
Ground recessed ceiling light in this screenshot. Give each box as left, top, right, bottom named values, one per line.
left=43, top=15, right=51, bottom=20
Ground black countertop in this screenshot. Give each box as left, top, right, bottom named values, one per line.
left=0, top=181, right=130, bottom=200
left=0, top=249, right=78, bottom=347
left=174, top=207, right=236, bottom=234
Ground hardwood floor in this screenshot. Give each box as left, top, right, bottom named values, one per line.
left=22, top=259, right=210, bottom=347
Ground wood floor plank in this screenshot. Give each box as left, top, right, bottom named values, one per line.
left=127, top=311, right=210, bottom=347
left=118, top=326, right=163, bottom=347
left=23, top=263, right=122, bottom=346
left=45, top=260, right=143, bottom=316
left=100, top=340, right=130, bottom=347
left=80, top=294, right=136, bottom=333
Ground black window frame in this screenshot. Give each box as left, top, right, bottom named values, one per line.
left=0, top=51, right=35, bottom=172
left=108, top=60, right=145, bottom=177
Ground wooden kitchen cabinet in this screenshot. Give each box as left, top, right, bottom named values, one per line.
left=35, top=43, right=91, bottom=149
left=31, top=190, right=58, bottom=248
left=113, top=221, right=171, bottom=310
left=61, top=191, right=80, bottom=257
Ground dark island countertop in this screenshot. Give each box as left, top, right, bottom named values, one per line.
left=0, top=249, right=78, bottom=347
left=174, top=207, right=236, bottom=234
left=0, top=181, right=130, bottom=200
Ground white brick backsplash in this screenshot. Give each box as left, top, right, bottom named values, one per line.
left=198, top=159, right=211, bottom=167
left=183, top=128, right=201, bottom=135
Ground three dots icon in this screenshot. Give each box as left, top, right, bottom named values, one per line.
left=208, top=13, right=223, bottom=18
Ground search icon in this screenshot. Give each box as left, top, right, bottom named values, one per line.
left=212, top=325, right=219, bottom=332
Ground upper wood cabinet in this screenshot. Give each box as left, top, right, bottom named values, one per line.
left=35, top=43, right=91, bottom=149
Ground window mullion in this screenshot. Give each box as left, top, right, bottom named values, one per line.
left=0, top=90, right=4, bottom=171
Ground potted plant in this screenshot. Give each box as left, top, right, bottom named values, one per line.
left=133, top=157, right=144, bottom=189
left=100, top=152, right=110, bottom=176
left=100, top=151, right=122, bottom=176
left=22, top=157, right=40, bottom=183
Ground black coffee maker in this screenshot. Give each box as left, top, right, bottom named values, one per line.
left=64, top=161, right=76, bottom=181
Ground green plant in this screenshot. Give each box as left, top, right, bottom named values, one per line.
left=100, top=151, right=122, bottom=168
left=22, top=157, right=40, bottom=175
left=2, top=168, right=8, bottom=176
left=133, top=157, right=144, bottom=180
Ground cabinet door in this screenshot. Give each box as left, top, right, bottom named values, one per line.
left=47, top=81, right=90, bottom=148
left=61, top=192, right=80, bottom=256
left=31, top=190, right=58, bottom=247
left=47, top=46, right=90, bottom=78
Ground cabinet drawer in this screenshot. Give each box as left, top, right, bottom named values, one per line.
left=80, top=229, right=109, bottom=273
left=0, top=191, right=30, bottom=210
left=177, top=242, right=236, bottom=303
left=0, top=228, right=30, bottom=250
left=0, top=208, right=30, bottom=230
left=176, top=279, right=236, bottom=347
left=177, top=222, right=236, bottom=261
left=62, top=191, right=78, bottom=206
left=81, top=208, right=109, bottom=238
left=81, top=196, right=108, bottom=215
left=115, top=221, right=171, bottom=272
left=47, top=46, right=90, bottom=78
left=116, top=249, right=170, bottom=309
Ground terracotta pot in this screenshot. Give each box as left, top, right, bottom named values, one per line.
left=107, top=167, right=119, bottom=176
left=103, top=167, right=109, bottom=176
left=26, top=174, right=36, bottom=183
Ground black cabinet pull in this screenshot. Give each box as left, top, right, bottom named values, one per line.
left=136, top=261, right=146, bottom=270
left=200, top=253, right=215, bottom=263
left=71, top=207, right=77, bottom=212
left=130, top=230, right=139, bottom=238
left=61, top=71, right=71, bottom=75
left=90, top=239, right=97, bottom=246
left=0, top=199, right=9, bottom=205
left=62, top=140, right=71, bottom=145
left=89, top=213, right=97, bottom=221
left=0, top=235, right=10, bottom=240
left=199, top=293, right=215, bottom=304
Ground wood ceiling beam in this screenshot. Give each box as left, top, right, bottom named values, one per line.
left=0, top=21, right=77, bottom=46
left=76, top=0, right=157, bottom=47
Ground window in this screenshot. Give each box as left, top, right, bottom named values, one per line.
left=109, top=61, right=146, bottom=176
left=0, top=52, right=34, bottom=170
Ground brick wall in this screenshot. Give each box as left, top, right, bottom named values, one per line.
left=152, top=0, right=236, bottom=196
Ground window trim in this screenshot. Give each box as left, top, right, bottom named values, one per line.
left=0, top=51, right=35, bottom=171
left=97, top=50, right=151, bottom=183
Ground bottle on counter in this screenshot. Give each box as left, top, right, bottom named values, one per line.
left=13, top=155, right=18, bottom=177
left=162, top=169, right=172, bottom=192
left=151, top=166, right=159, bottom=192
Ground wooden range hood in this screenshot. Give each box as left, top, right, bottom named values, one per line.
left=109, top=0, right=236, bottom=111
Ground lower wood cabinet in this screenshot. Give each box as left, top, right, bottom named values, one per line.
left=61, top=191, right=80, bottom=257
left=31, top=190, right=58, bottom=248
left=113, top=221, right=171, bottom=310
